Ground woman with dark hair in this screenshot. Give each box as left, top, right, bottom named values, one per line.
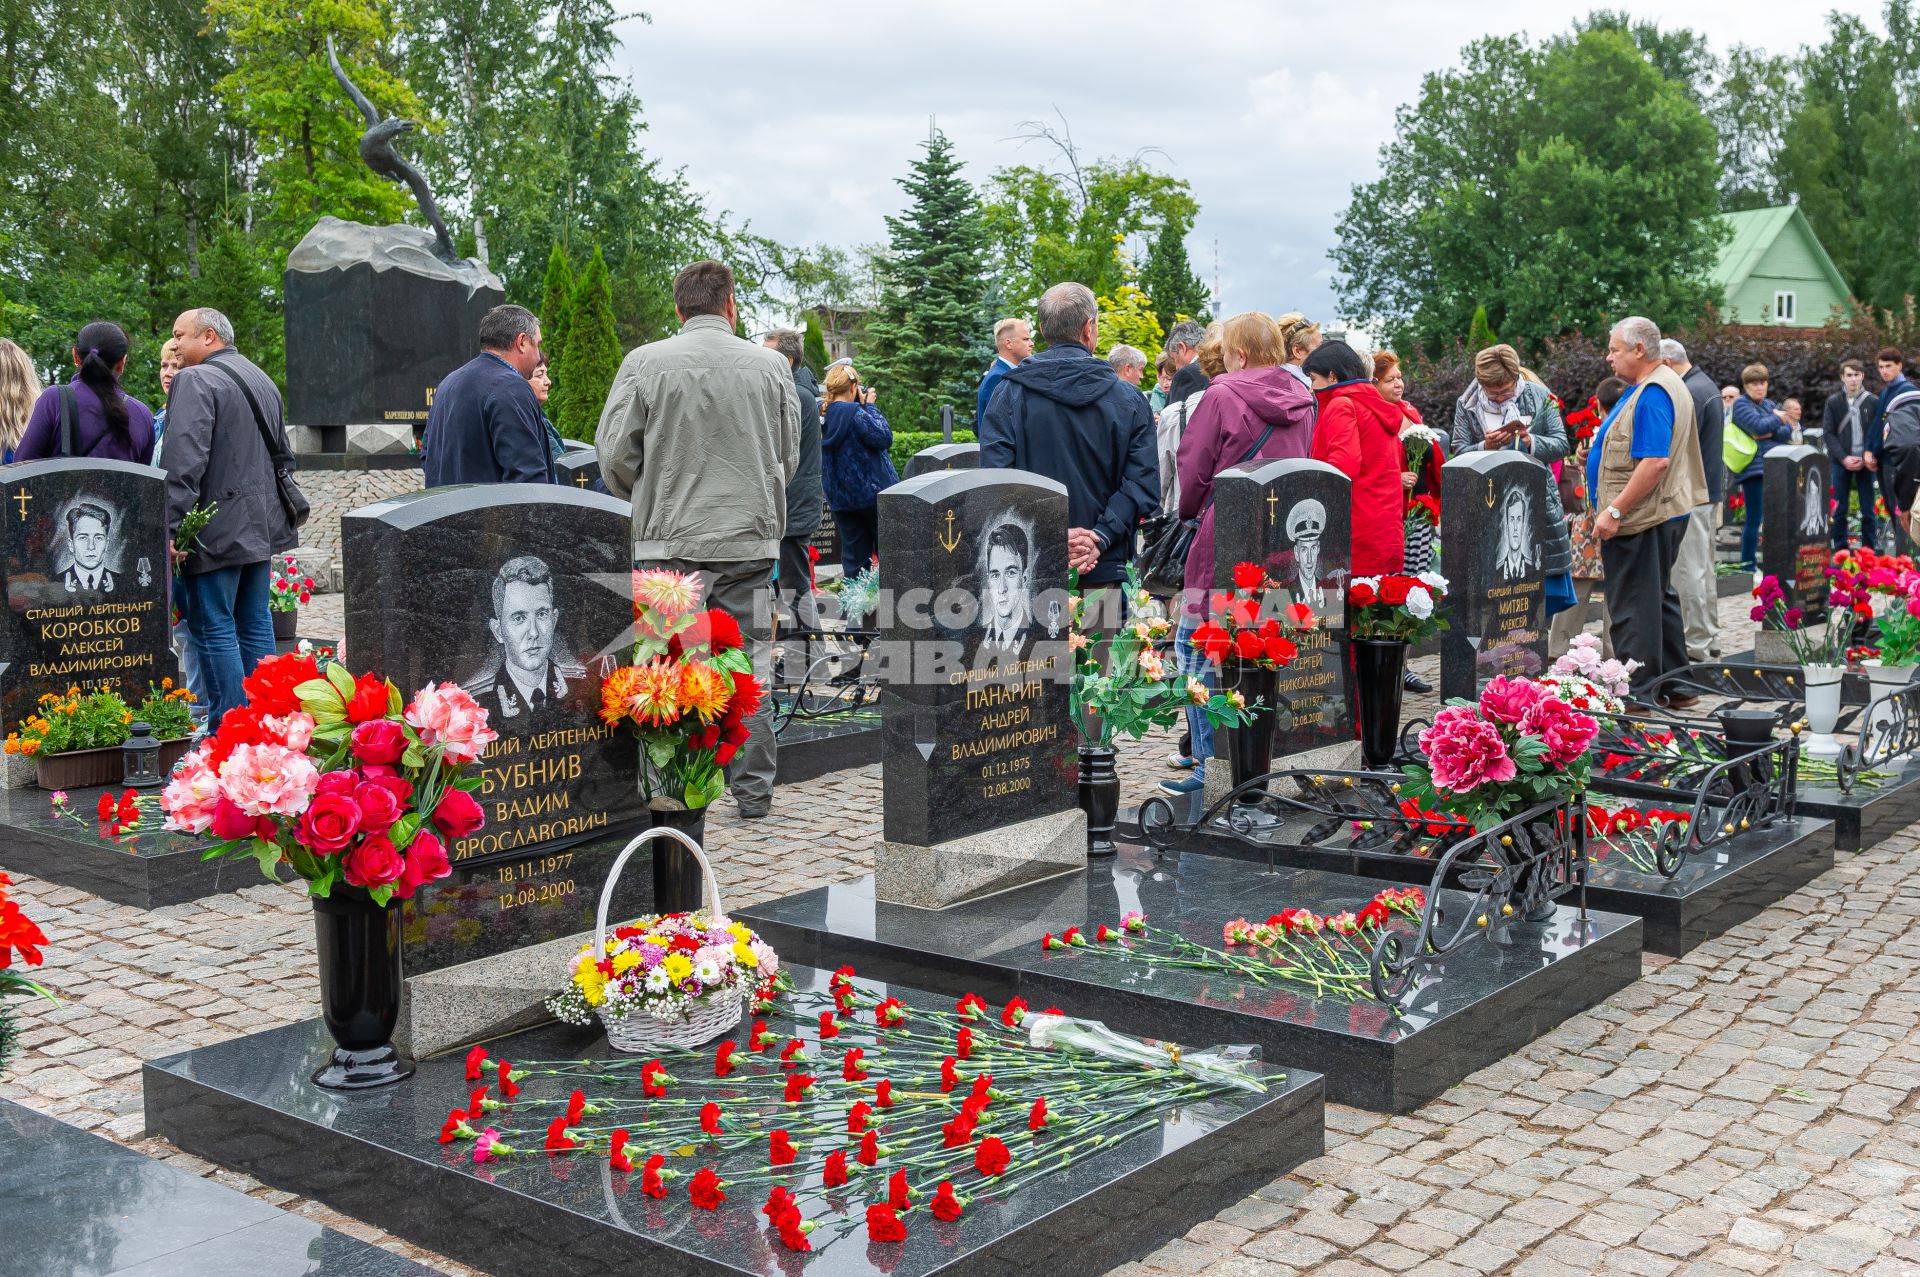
left=16, top=322, right=156, bottom=463
left=1304, top=340, right=1407, bottom=576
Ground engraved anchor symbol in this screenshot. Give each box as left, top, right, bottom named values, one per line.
left=1485, top=479, right=1496, bottom=508
left=937, top=509, right=961, bottom=553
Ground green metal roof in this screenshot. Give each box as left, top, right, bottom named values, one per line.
left=1710, top=206, right=1798, bottom=291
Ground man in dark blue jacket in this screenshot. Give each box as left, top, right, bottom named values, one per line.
left=422, top=305, right=554, bottom=487
left=980, top=282, right=1158, bottom=588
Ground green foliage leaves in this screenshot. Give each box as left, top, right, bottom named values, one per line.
left=556, top=245, right=619, bottom=442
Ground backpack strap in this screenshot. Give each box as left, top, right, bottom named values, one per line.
left=57, top=385, right=77, bottom=458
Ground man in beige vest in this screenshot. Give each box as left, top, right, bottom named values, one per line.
left=1593, top=316, right=1709, bottom=708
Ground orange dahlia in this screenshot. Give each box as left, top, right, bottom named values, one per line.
left=625, top=659, right=685, bottom=726
left=679, top=662, right=733, bottom=725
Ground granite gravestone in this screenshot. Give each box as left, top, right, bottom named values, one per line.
left=345, top=484, right=647, bottom=868
left=903, top=442, right=982, bottom=479
left=874, top=468, right=1083, bottom=907
left=1761, top=444, right=1829, bottom=625
left=1440, top=451, right=1549, bottom=701
left=809, top=509, right=842, bottom=572
left=1213, top=459, right=1354, bottom=751
left=284, top=217, right=504, bottom=451
left=0, top=460, right=174, bottom=741
left=554, top=445, right=601, bottom=491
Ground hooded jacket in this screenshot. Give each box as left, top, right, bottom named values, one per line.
left=1176, top=366, right=1314, bottom=606
left=1312, top=379, right=1408, bottom=576
left=980, top=342, right=1157, bottom=585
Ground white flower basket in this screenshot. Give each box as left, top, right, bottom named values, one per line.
left=593, top=827, right=745, bottom=1054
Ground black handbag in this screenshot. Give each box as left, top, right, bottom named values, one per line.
left=208, top=360, right=310, bottom=530
left=1135, top=422, right=1277, bottom=595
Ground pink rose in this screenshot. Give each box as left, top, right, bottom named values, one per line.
left=405, top=683, right=499, bottom=765
left=397, top=830, right=452, bottom=898
left=217, top=743, right=319, bottom=818
left=210, top=797, right=263, bottom=841
left=296, top=792, right=362, bottom=855
left=1418, top=706, right=1518, bottom=794
left=1521, top=697, right=1599, bottom=766
left=343, top=834, right=405, bottom=889
left=354, top=782, right=402, bottom=835
left=315, top=770, right=358, bottom=798
left=1477, top=676, right=1551, bottom=726
left=430, top=789, right=485, bottom=840
left=357, top=769, right=414, bottom=807
left=351, top=718, right=407, bottom=766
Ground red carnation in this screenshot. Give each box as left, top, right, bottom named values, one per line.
left=689, top=1167, right=726, bottom=1210
left=818, top=1011, right=840, bottom=1039
left=876, top=1079, right=894, bottom=1107
left=1001, top=997, right=1028, bottom=1027
left=783, top=1072, right=815, bottom=1103
left=609, top=1129, right=633, bottom=1172
left=699, top=1101, right=723, bottom=1136
left=769, top=1130, right=796, bottom=1165
left=496, top=1059, right=520, bottom=1098
left=932, top=1181, right=965, bottom=1221
left=857, top=1130, right=878, bottom=1165
left=956, top=1026, right=973, bottom=1060
left=842, top=1048, right=867, bottom=1082
left=847, top=1101, right=871, bottom=1133
left=544, top=1117, right=577, bottom=1153
left=974, top=1135, right=1011, bottom=1177
left=940, top=1055, right=958, bottom=1092
left=464, top=1045, right=489, bottom=1080
left=566, top=1089, right=586, bottom=1125
left=1232, top=561, right=1265, bottom=591
left=642, top=1154, right=668, bottom=1198
left=866, top=1204, right=908, bottom=1244
left=749, top=1018, right=773, bottom=1050
left=824, top=1149, right=849, bottom=1186
left=888, top=1168, right=911, bottom=1210
left=715, top=1040, right=737, bottom=1077
left=1029, top=1097, right=1049, bottom=1130
left=640, top=1059, right=668, bottom=1097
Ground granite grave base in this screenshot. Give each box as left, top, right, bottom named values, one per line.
left=1793, top=754, right=1920, bottom=852
left=0, top=1098, right=439, bottom=1277
left=739, top=847, right=1641, bottom=1112
left=773, top=709, right=881, bottom=784
left=144, top=965, right=1323, bottom=1277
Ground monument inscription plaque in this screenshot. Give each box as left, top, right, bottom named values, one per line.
left=1761, top=445, right=1829, bottom=624
left=0, top=460, right=173, bottom=732
left=874, top=468, right=1083, bottom=907
left=344, top=485, right=646, bottom=868
left=1440, top=451, right=1549, bottom=701
left=1214, top=459, right=1354, bottom=750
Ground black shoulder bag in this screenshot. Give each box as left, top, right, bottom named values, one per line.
left=1135, top=422, right=1276, bottom=595
left=207, top=360, right=310, bottom=530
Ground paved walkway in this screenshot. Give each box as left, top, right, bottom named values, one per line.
left=8, top=589, right=1915, bottom=1275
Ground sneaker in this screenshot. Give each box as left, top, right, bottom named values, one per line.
left=1158, top=775, right=1205, bottom=796
left=1165, top=751, right=1197, bottom=771
left=1402, top=671, right=1434, bottom=695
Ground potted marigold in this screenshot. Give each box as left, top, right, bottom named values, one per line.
left=1348, top=572, right=1449, bottom=768
left=3, top=687, right=135, bottom=790
left=134, top=680, right=199, bottom=771
left=600, top=569, right=765, bottom=911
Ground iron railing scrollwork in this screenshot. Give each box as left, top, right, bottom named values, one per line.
left=770, top=627, right=881, bottom=731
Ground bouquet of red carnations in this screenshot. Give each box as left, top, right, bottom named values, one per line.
left=157, top=652, right=497, bottom=905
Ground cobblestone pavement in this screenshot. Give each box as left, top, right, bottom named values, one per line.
left=9, top=587, right=1913, bottom=1276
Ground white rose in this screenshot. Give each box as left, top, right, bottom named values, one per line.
left=1405, top=586, right=1433, bottom=619
left=1417, top=571, right=1449, bottom=592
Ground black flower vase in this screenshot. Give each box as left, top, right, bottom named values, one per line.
left=1077, top=745, right=1120, bottom=857
left=1226, top=662, right=1278, bottom=801
left=310, top=887, right=413, bottom=1090
left=1352, top=639, right=1410, bottom=769
left=649, top=806, right=709, bottom=914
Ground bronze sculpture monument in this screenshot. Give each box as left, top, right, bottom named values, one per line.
left=326, top=36, right=459, bottom=265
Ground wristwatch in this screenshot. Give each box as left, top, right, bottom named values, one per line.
left=1605, top=505, right=1624, bottom=521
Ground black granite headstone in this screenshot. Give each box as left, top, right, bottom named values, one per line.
left=1440, top=451, right=1549, bottom=701
left=903, top=442, right=982, bottom=478
left=1761, top=445, right=1829, bottom=625
left=877, top=469, right=1075, bottom=846
left=344, top=485, right=646, bottom=869
left=284, top=217, right=504, bottom=431
left=1213, top=459, right=1354, bottom=750
left=1, top=460, right=174, bottom=732
left=809, top=508, right=841, bottom=569
left=554, top=445, right=601, bottom=491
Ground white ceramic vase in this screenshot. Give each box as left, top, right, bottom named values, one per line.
left=1861, top=661, right=1918, bottom=759
left=1800, top=663, right=1845, bottom=760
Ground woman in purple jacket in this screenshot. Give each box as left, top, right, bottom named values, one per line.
left=1162, top=311, right=1315, bottom=795
left=16, top=321, right=156, bottom=464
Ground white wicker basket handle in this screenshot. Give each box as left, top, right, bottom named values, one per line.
left=594, top=826, right=725, bottom=965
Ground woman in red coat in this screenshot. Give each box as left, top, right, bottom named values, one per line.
left=1304, top=341, right=1407, bottom=576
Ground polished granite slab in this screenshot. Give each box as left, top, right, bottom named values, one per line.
left=0, top=1099, right=437, bottom=1277
left=774, top=708, right=880, bottom=784
left=144, top=965, right=1323, bottom=1277
left=738, top=849, right=1641, bottom=1112
left=0, top=782, right=276, bottom=908
left=1790, top=756, right=1920, bottom=853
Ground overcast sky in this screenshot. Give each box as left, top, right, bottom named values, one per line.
left=619, top=0, right=1880, bottom=328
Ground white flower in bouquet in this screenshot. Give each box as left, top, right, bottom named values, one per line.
left=1541, top=673, right=1624, bottom=717
left=1550, top=634, right=1639, bottom=697
left=1417, top=571, right=1449, bottom=593
left=1405, top=586, right=1434, bottom=619
left=644, top=966, right=671, bottom=993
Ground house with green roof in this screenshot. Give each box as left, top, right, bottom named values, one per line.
left=1710, top=205, right=1852, bottom=328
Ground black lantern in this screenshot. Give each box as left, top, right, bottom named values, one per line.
left=122, top=720, right=163, bottom=789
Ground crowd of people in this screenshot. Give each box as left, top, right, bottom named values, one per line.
left=9, top=261, right=1912, bottom=818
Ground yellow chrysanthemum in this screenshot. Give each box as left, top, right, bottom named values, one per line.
left=575, top=965, right=609, bottom=1007
left=662, top=953, right=693, bottom=983
left=642, top=935, right=669, bottom=948
left=733, top=941, right=759, bottom=969
left=612, top=950, right=643, bottom=974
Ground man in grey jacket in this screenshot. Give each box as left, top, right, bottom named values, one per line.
left=164, top=307, right=298, bottom=728
left=597, top=261, right=799, bottom=817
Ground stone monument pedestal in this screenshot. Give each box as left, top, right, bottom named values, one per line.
left=875, top=806, right=1086, bottom=909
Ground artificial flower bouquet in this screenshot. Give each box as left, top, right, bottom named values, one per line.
left=1349, top=572, right=1449, bottom=644
left=1840, top=548, right=1920, bottom=666
left=600, top=570, right=765, bottom=811
left=1403, top=494, right=1440, bottom=540
left=155, top=652, right=496, bottom=905
left=1400, top=675, right=1600, bottom=830
left=0, top=870, right=54, bottom=1074
left=1070, top=567, right=1251, bottom=748
left=269, top=553, right=315, bottom=614
left=548, top=911, right=784, bottom=1035
left=1750, top=574, right=1849, bottom=668
left=1547, top=634, right=1638, bottom=700
left=1189, top=561, right=1311, bottom=670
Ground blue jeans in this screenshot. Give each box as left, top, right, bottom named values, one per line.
left=1175, top=615, right=1216, bottom=764
left=178, top=561, right=275, bottom=730
left=1830, top=459, right=1878, bottom=549
left=1739, top=474, right=1765, bottom=569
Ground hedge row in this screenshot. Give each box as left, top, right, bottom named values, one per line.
left=888, top=429, right=977, bottom=478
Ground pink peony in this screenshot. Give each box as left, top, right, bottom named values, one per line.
left=1520, top=696, right=1599, bottom=765
left=262, top=711, right=316, bottom=752
left=1419, top=706, right=1517, bottom=794
left=405, top=683, right=498, bottom=765
left=1477, top=676, right=1551, bottom=726
left=160, top=751, right=222, bottom=834
left=343, top=833, right=406, bottom=888
left=350, top=718, right=407, bottom=766
left=217, top=743, right=320, bottom=818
